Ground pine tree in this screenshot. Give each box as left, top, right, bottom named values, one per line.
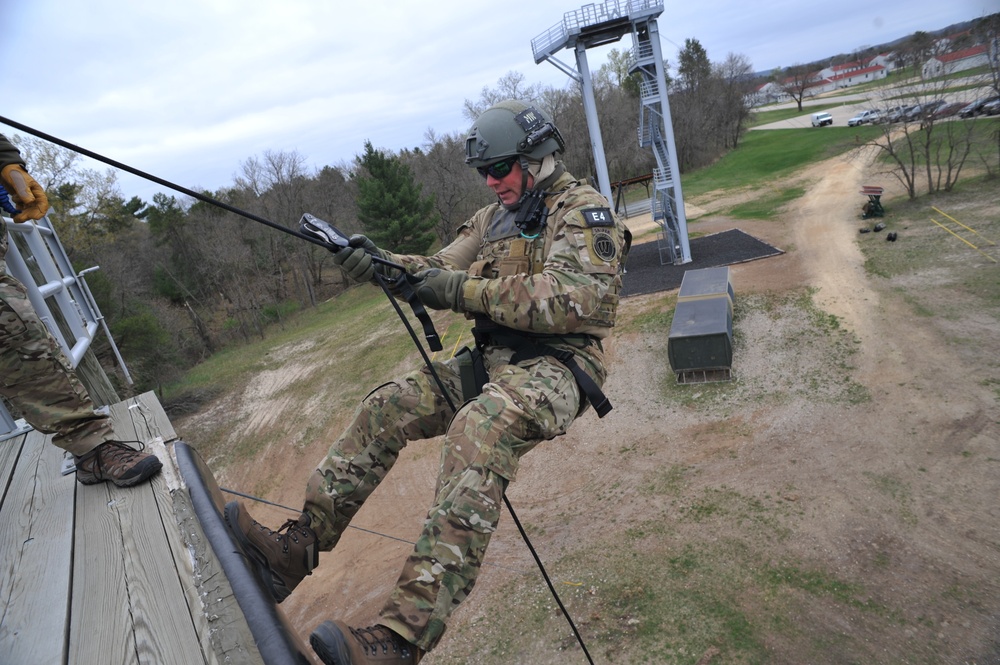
left=354, top=140, right=438, bottom=254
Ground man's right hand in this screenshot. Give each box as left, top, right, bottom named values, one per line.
left=0, top=164, right=49, bottom=223
left=332, top=234, right=384, bottom=284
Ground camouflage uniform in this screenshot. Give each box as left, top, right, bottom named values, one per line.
left=0, top=135, right=113, bottom=456
left=304, top=166, right=627, bottom=651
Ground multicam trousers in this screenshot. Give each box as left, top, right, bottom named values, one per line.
left=0, top=273, right=112, bottom=456
left=304, top=341, right=604, bottom=651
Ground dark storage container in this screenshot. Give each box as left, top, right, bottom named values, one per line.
left=677, top=266, right=734, bottom=314
left=668, top=297, right=733, bottom=372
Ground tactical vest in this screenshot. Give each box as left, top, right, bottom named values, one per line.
left=465, top=179, right=627, bottom=336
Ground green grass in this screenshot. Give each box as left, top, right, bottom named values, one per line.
left=438, top=477, right=900, bottom=665
left=164, top=287, right=403, bottom=400
left=856, top=173, right=1000, bottom=361
left=681, top=126, right=883, bottom=198
left=160, top=286, right=433, bottom=466
left=725, top=185, right=806, bottom=219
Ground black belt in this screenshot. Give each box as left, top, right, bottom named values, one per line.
left=466, top=319, right=612, bottom=418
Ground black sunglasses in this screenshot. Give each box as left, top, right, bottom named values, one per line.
left=477, top=156, right=518, bottom=179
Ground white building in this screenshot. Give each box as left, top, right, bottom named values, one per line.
left=922, top=44, right=990, bottom=78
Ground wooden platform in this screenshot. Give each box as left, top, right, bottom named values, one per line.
left=0, top=391, right=310, bottom=665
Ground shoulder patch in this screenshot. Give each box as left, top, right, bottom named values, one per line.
left=592, top=231, right=618, bottom=262
left=581, top=207, right=614, bottom=227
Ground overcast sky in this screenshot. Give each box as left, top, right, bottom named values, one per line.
left=1, top=0, right=993, bottom=203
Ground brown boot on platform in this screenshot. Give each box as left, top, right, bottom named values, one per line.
left=224, top=500, right=319, bottom=602
left=74, top=440, right=162, bottom=488
left=310, top=621, right=424, bottom=665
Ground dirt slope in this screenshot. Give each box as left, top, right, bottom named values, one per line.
left=182, top=148, right=1000, bottom=664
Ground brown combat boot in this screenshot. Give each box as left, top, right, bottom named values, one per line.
left=224, top=500, right=319, bottom=602
left=74, top=440, right=162, bottom=487
left=310, top=621, right=424, bottom=665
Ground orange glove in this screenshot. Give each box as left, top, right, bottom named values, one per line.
left=1, top=163, right=49, bottom=223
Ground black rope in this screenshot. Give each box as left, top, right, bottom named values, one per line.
left=0, top=115, right=327, bottom=251
left=218, top=486, right=418, bottom=547
left=2, top=116, right=595, bottom=663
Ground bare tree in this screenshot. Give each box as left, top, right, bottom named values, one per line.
left=462, top=71, right=545, bottom=122
left=403, top=129, right=491, bottom=245
left=232, top=150, right=317, bottom=308
left=714, top=53, right=756, bottom=150
left=865, top=80, right=982, bottom=198
left=777, top=63, right=819, bottom=112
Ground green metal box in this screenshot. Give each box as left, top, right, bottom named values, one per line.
left=677, top=266, right=734, bottom=314
left=668, top=297, right=733, bottom=372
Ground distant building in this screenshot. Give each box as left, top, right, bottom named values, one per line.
left=748, top=81, right=790, bottom=106
left=922, top=44, right=989, bottom=78
left=867, top=53, right=898, bottom=73
left=829, top=64, right=888, bottom=88
left=819, top=61, right=863, bottom=80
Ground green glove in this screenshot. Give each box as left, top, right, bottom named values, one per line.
left=332, top=234, right=386, bottom=284
left=411, top=268, right=469, bottom=312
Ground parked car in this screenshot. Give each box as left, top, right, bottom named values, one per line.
left=886, top=105, right=915, bottom=123
left=847, top=109, right=881, bottom=126
left=981, top=98, right=1000, bottom=116
left=958, top=96, right=999, bottom=118
left=905, top=99, right=947, bottom=122
left=929, top=102, right=965, bottom=120
left=811, top=112, right=833, bottom=127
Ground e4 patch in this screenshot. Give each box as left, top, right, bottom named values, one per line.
left=581, top=207, right=614, bottom=227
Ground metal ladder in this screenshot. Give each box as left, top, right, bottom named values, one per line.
left=1, top=213, right=131, bottom=438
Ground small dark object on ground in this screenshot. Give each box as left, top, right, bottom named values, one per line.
left=859, top=227, right=871, bottom=234
left=873, top=223, right=886, bottom=232
left=886, top=232, right=898, bottom=242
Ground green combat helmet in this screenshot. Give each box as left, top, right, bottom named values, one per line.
left=464, top=100, right=565, bottom=170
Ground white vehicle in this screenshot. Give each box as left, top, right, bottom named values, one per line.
left=847, top=109, right=881, bottom=126
left=811, top=112, right=833, bottom=127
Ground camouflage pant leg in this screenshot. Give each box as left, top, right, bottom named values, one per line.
left=304, top=357, right=465, bottom=550
left=379, top=355, right=583, bottom=652
left=0, top=275, right=111, bottom=456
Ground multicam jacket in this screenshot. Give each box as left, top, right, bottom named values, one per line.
left=389, top=166, right=629, bottom=339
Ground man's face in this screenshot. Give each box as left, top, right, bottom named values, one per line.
left=486, top=160, right=534, bottom=206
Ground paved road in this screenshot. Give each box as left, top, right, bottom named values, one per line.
left=751, top=76, right=996, bottom=130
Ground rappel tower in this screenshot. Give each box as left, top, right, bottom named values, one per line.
left=531, top=0, right=691, bottom=264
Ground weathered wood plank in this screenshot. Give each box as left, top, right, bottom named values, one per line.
left=118, top=473, right=208, bottom=665
left=171, top=471, right=264, bottom=664
left=70, top=481, right=138, bottom=664
left=0, top=430, right=76, bottom=664
left=152, top=439, right=224, bottom=665
left=69, top=421, right=205, bottom=664
left=106, top=390, right=177, bottom=444
left=0, top=431, right=26, bottom=495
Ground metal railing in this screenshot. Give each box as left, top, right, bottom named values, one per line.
left=532, top=0, right=664, bottom=62
left=1, top=213, right=131, bottom=437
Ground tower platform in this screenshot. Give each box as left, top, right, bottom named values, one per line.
left=0, top=391, right=311, bottom=664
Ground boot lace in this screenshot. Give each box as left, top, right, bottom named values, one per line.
left=259, top=517, right=311, bottom=554
left=348, top=625, right=412, bottom=657
left=79, top=439, right=147, bottom=475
